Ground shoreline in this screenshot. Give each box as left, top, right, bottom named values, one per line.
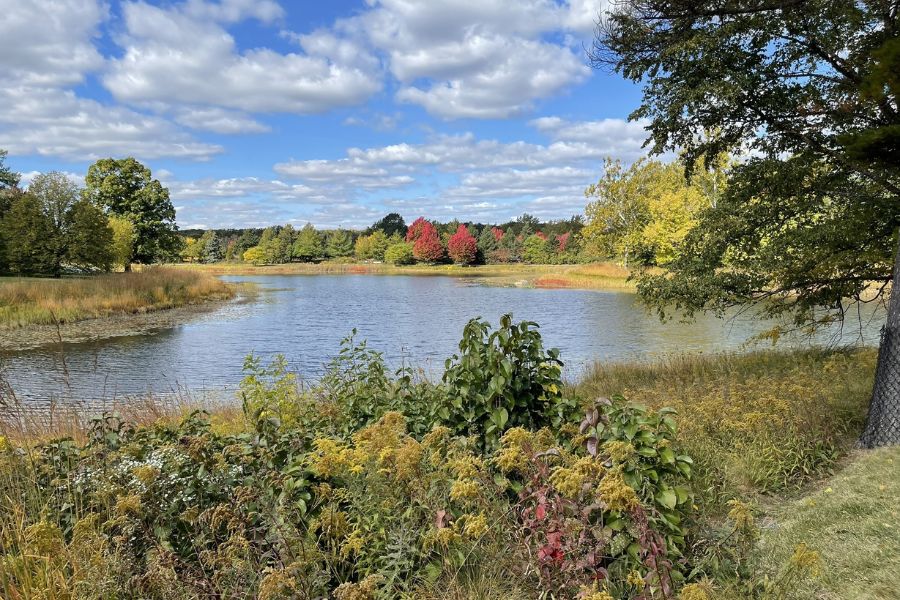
left=0, top=291, right=254, bottom=352
left=171, top=261, right=636, bottom=291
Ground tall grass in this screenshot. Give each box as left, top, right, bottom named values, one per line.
left=578, top=348, right=877, bottom=507
left=0, top=268, right=234, bottom=329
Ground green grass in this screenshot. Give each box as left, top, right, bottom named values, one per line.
left=172, top=260, right=635, bottom=290
left=0, top=267, right=235, bottom=329
left=757, top=446, right=900, bottom=600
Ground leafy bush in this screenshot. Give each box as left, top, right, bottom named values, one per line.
left=384, top=242, right=415, bottom=265
left=443, top=314, right=569, bottom=451
left=497, top=398, right=694, bottom=598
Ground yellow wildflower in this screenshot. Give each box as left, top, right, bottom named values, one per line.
left=115, top=494, right=142, bottom=517
left=257, top=567, right=297, bottom=600
left=340, top=529, right=366, bottom=558
left=604, top=440, right=635, bottom=463
left=578, top=583, right=614, bottom=600
left=24, top=520, right=65, bottom=556
left=626, top=570, right=644, bottom=587
left=679, top=582, right=714, bottom=600
left=462, top=513, right=489, bottom=539
left=132, top=464, right=159, bottom=485
left=449, top=478, right=480, bottom=503
left=596, top=468, right=639, bottom=512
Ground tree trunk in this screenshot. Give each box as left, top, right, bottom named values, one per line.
left=859, top=233, right=900, bottom=447
left=124, top=262, right=132, bottom=272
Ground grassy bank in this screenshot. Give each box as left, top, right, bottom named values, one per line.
left=0, top=337, right=883, bottom=599
left=172, top=261, right=635, bottom=290
left=0, top=268, right=235, bottom=329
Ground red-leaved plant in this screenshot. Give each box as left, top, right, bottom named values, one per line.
left=448, top=224, right=478, bottom=265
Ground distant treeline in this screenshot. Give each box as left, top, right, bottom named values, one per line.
left=178, top=213, right=592, bottom=266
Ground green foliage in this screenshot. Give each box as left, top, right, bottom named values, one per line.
left=521, top=234, right=552, bottom=264
left=293, top=223, right=324, bottom=262
left=275, top=224, right=295, bottom=263
left=354, top=230, right=389, bottom=261
left=593, top=1, right=900, bottom=333
left=198, top=230, right=223, bottom=263
left=83, top=157, right=178, bottom=265
left=505, top=398, right=693, bottom=597
left=326, top=229, right=354, bottom=258
left=64, top=199, right=114, bottom=272
left=582, top=157, right=721, bottom=267
left=370, top=212, right=407, bottom=238
left=442, top=314, right=565, bottom=451
left=384, top=241, right=414, bottom=265
left=0, top=193, right=56, bottom=276
left=108, top=215, right=135, bottom=270
left=0, top=149, right=19, bottom=190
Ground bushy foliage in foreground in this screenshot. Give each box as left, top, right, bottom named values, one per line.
left=0, top=318, right=856, bottom=599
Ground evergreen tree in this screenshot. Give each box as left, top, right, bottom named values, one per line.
left=477, top=226, right=498, bottom=263
left=371, top=212, right=407, bottom=238
left=275, top=224, right=295, bottom=263
left=293, top=223, right=324, bottom=262
left=234, top=229, right=261, bottom=259
left=65, top=199, right=114, bottom=271
left=0, top=193, right=56, bottom=275
left=326, top=229, right=354, bottom=258
left=199, top=230, right=223, bottom=263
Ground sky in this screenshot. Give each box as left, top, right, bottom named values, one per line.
left=0, top=0, right=651, bottom=230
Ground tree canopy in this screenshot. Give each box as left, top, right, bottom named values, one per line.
left=593, top=1, right=899, bottom=328
left=83, top=157, right=179, bottom=266
left=593, top=0, right=900, bottom=445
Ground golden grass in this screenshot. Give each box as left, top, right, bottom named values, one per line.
left=0, top=267, right=234, bottom=329
left=172, top=261, right=636, bottom=290
left=577, top=348, right=877, bottom=502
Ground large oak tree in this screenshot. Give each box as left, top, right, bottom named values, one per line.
left=592, top=1, right=900, bottom=445
left=83, top=158, right=179, bottom=269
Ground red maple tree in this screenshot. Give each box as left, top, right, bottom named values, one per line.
left=447, top=224, right=477, bottom=265
left=491, top=227, right=504, bottom=242
left=406, top=217, right=428, bottom=242
left=412, top=220, right=445, bottom=262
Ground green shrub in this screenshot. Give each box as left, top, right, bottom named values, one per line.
left=384, top=242, right=414, bottom=265
left=442, top=314, right=568, bottom=451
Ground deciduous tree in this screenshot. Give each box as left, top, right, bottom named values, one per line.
left=593, top=0, right=900, bottom=446
left=83, top=157, right=178, bottom=268
left=411, top=220, right=445, bottom=263
left=448, top=224, right=477, bottom=265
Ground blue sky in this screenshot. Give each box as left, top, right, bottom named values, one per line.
left=1, top=0, right=650, bottom=229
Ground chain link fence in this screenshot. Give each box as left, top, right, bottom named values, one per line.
left=859, top=324, right=900, bottom=448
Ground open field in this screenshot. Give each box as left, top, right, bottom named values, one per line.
left=0, top=344, right=886, bottom=599
left=0, top=268, right=235, bottom=330
left=172, top=260, right=636, bottom=291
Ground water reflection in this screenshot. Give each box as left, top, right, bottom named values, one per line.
left=0, top=275, right=881, bottom=405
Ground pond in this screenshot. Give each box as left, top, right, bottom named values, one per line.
left=0, top=274, right=882, bottom=406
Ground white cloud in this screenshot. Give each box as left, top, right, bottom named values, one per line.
left=174, top=107, right=269, bottom=134
left=0, top=86, right=222, bottom=161
left=168, top=117, right=650, bottom=227
left=0, top=0, right=107, bottom=86
left=104, top=1, right=382, bottom=114
left=332, top=0, right=594, bottom=119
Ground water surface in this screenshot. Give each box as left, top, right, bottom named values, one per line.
left=0, top=274, right=881, bottom=406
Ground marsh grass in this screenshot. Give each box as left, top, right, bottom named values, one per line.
left=172, top=261, right=636, bottom=290
left=0, top=268, right=234, bottom=329
left=577, top=348, right=877, bottom=506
